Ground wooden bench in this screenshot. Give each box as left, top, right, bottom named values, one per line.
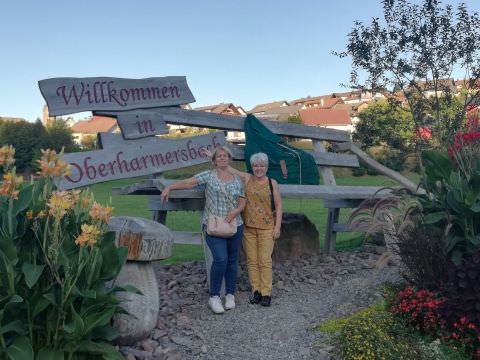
left=100, top=107, right=418, bottom=253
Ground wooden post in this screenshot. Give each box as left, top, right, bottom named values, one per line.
left=325, top=208, right=340, bottom=253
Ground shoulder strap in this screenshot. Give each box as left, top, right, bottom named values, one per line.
left=268, top=177, right=275, bottom=212
left=218, top=177, right=234, bottom=209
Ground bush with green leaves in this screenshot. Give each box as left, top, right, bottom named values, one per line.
left=316, top=301, right=422, bottom=360
left=420, top=149, right=480, bottom=265
left=0, top=146, right=132, bottom=359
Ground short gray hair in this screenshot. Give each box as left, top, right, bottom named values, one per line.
left=249, top=152, right=268, bottom=168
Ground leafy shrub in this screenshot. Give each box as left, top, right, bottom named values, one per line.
left=378, top=148, right=405, bottom=172
left=388, top=284, right=480, bottom=359
left=352, top=164, right=367, bottom=177
left=396, top=224, right=451, bottom=290
left=390, top=287, right=446, bottom=334
left=419, top=149, right=480, bottom=265
left=338, top=305, right=421, bottom=359
left=443, top=250, right=480, bottom=324
left=0, top=146, right=131, bottom=359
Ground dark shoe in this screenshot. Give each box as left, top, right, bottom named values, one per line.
left=249, top=291, right=262, bottom=304
left=260, top=295, right=271, bottom=307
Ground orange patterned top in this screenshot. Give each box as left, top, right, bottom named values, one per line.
left=242, top=178, right=274, bottom=229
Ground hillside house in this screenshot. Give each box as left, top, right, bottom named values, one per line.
left=299, top=108, right=353, bottom=133
left=0, top=116, right=26, bottom=123
left=248, top=101, right=290, bottom=116
left=70, top=115, right=119, bottom=148
left=194, top=103, right=247, bottom=142
left=261, top=104, right=304, bottom=121
left=290, top=95, right=342, bottom=109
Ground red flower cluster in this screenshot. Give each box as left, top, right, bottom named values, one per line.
left=449, top=316, right=480, bottom=358
left=390, top=286, right=480, bottom=358
left=391, top=287, right=446, bottom=332
left=448, top=113, right=480, bottom=164
left=447, top=131, right=480, bottom=161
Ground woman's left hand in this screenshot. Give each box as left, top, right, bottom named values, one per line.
left=225, top=211, right=237, bottom=224
left=273, top=226, right=281, bottom=240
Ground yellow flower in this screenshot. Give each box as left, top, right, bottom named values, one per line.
left=80, top=193, right=92, bottom=209
left=70, top=189, right=81, bottom=205
left=36, top=210, right=46, bottom=219
left=89, top=202, right=114, bottom=223
left=0, top=171, right=23, bottom=199
left=26, top=210, right=33, bottom=220
left=37, top=149, right=71, bottom=178
left=75, top=223, right=101, bottom=247
left=0, top=145, right=15, bottom=168
left=47, top=191, right=73, bottom=220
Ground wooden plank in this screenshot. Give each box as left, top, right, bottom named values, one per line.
left=97, top=107, right=351, bottom=142
left=148, top=196, right=205, bottom=211
left=98, top=134, right=358, bottom=168
left=58, top=132, right=225, bottom=190
left=38, top=76, right=195, bottom=116
left=113, top=179, right=390, bottom=200
left=97, top=132, right=177, bottom=148
left=309, top=151, right=359, bottom=168
left=116, top=112, right=168, bottom=139
left=314, top=140, right=336, bottom=185
left=323, top=199, right=365, bottom=208
left=172, top=231, right=202, bottom=245
left=332, top=223, right=362, bottom=232
left=325, top=208, right=339, bottom=253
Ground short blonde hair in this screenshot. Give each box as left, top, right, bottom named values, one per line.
left=212, top=145, right=233, bottom=162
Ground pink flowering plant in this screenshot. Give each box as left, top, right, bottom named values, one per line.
left=418, top=113, right=480, bottom=265
left=390, top=285, right=480, bottom=358
left=0, top=146, right=131, bottom=359
left=390, top=286, right=446, bottom=334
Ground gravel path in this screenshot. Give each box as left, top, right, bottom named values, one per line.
left=121, top=249, right=402, bottom=360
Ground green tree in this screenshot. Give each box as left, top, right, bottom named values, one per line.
left=287, top=114, right=303, bottom=124
left=80, top=134, right=97, bottom=150
left=0, top=120, right=45, bottom=173
left=353, top=100, right=414, bottom=150
left=44, top=118, right=78, bottom=152
left=337, top=0, right=480, bottom=147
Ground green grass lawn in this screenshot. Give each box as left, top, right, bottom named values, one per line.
left=88, top=172, right=420, bottom=263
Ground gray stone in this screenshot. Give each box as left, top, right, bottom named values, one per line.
left=272, top=213, right=320, bottom=261
left=170, top=335, right=194, bottom=347
left=108, top=216, right=173, bottom=261
left=113, top=262, right=159, bottom=345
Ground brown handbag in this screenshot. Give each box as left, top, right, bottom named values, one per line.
left=207, top=214, right=237, bottom=238
left=206, top=173, right=237, bottom=238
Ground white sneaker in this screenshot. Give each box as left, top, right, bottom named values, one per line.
left=208, top=296, right=225, bottom=314
left=225, top=294, right=235, bottom=310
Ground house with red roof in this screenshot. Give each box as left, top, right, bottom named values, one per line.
left=70, top=115, right=119, bottom=147
left=194, top=103, right=246, bottom=142
left=299, top=108, right=353, bottom=133
left=248, top=101, right=290, bottom=115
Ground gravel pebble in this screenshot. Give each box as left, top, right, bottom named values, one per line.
left=120, top=250, right=402, bottom=359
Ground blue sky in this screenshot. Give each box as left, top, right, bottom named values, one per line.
left=1, top=0, right=479, bottom=121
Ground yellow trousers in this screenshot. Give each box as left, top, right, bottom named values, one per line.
left=242, top=226, right=274, bottom=296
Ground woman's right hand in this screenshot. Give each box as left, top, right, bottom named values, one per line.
left=160, top=186, right=171, bottom=203
left=201, top=148, right=213, bottom=159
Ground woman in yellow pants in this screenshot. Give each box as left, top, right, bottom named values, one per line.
left=232, top=152, right=283, bottom=306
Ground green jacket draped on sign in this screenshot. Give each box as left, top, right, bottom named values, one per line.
left=244, top=114, right=319, bottom=185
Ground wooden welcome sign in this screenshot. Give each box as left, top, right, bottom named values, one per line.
left=59, top=132, right=225, bottom=190
left=37, top=75, right=229, bottom=190
left=39, top=76, right=195, bottom=116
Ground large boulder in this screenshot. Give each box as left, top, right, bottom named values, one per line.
left=108, top=216, right=173, bottom=261
left=272, top=213, right=320, bottom=261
